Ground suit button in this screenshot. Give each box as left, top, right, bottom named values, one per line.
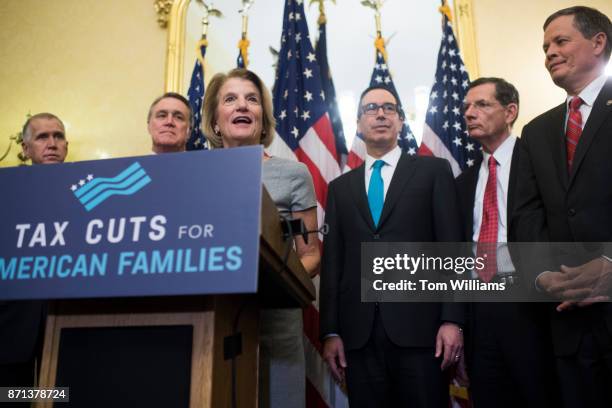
left=568, top=208, right=576, bottom=217
left=373, top=234, right=380, bottom=240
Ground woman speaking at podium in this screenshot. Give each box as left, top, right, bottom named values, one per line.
left=202, top=68, right=320, bottom=408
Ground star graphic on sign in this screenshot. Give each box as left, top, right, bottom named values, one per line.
left=291, top=126, right=299, bottom=138
left=453, top=122, right=462, bottom=131
left=301, top=110, right=310, bottom=120
left=303, top=68, right=313, bottom=78
left=79, top=179, right=85, bottom=186
left=87, top=174, right=94, bottom=181
left=279, top=110, right=287, bottom=120
left=70, top=185, right=77, bottom=192
left=304, top=91, right=313, bottom=101
left=306, top=52, right=316, bottom=62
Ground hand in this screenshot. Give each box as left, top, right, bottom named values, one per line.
left=550, top=258, right=612, bottom=302
left=556, top=295, right=610, bottom=312
left=322, top=336, right=347, bottom=384
left=435, top=322, right=463, bottom=370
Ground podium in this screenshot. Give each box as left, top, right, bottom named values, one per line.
left=36, top=189, right=315, bottom=408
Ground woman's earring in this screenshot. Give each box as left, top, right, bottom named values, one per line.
left=214, top=124, right=220, bottom=135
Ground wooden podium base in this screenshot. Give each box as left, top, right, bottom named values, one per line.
left=36, top=295, right=259, bottom=408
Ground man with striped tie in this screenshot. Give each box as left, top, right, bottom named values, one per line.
left=513, top=6, right=612, bottom=408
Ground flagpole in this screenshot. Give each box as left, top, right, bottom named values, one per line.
left=237, top=0, right=256, bottom=68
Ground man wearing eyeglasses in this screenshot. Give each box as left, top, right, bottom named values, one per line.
left=320, top=85, right=465, bottom=407
left=456, top=78, right=557, bottom=407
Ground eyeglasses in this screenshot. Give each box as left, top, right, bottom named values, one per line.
left=360, top=102, right=400, bottom=116
left=461, top=100, right=501, bottom=113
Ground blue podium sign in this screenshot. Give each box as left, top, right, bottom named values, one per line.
left=0, top=146, right=263, bottom=300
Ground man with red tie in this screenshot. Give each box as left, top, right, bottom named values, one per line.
left=456, top=78, right=557, bottom=407
left=513, top=6, right=612, bottom=407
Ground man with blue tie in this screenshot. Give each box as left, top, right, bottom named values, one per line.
left=320, top=85, right=465, bottom=407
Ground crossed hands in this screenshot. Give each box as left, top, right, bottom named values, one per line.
left=536, top=257, right=612, bottom=312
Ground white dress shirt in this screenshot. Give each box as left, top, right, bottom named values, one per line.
left=564, top=73, right=608, bottom=131
left=473, top=135, right=516, bottom=274
left=364, top=145, right=402, bottom=198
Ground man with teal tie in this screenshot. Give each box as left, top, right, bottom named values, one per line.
left=319, top=85, right=465, bottom=407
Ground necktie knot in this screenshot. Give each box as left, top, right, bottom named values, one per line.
left=570, top=97, right=583, bottom=112
left=488, top=155, right=497, bottom=169
left=372, top=160, right=385, bottom=170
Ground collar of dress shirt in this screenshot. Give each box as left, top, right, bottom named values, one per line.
left=566, top=73, right=607, bottom=108
left=482, top=135, right=516, bottom=170
left=365, top=145, right=402, bottom=171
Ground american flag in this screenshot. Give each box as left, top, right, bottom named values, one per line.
left=346, top=44, right=419, bottom=170
left=271, top=1, right=346, bottom=407
left=186, top=40, right=208, bottom=151
left=315, top=19, right=348, bottom=168
left=418, top=15, right=481, bottom=176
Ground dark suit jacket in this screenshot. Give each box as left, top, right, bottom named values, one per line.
left=513, top=77, right=612, bottom=355
left=319, top=153, right=465, bottom=351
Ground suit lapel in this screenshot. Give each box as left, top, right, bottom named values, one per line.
left=569, top=78, right=612, bottom=188
left=377, top=154, right=418, bottom=229
left=549, top=103, right=570, bottom=190
left=507, top=139, right=521, bottom=231
left=462, top=160, right=480, bottom=239
left=349, top=164, right=376, bottom=231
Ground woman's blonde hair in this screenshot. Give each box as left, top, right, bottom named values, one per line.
left=202, top=68, right=275, bottom=148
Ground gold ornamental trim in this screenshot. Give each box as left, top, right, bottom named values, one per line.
left=154, top=0, right=175, bottom=28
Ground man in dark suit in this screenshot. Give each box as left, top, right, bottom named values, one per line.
left=0, top=113, right=68, bottom=388
left=456, top=78, right=556, bottom=407
left=320, top=85, right=465, bottom=407
left=513, top=6, right=612, bottom=407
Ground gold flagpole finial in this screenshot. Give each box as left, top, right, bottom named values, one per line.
left=309, top=0, right=336, bottom=25
left=196, top=0, right=222, bottom=41
left=361, top=0, right=388, bottom=61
